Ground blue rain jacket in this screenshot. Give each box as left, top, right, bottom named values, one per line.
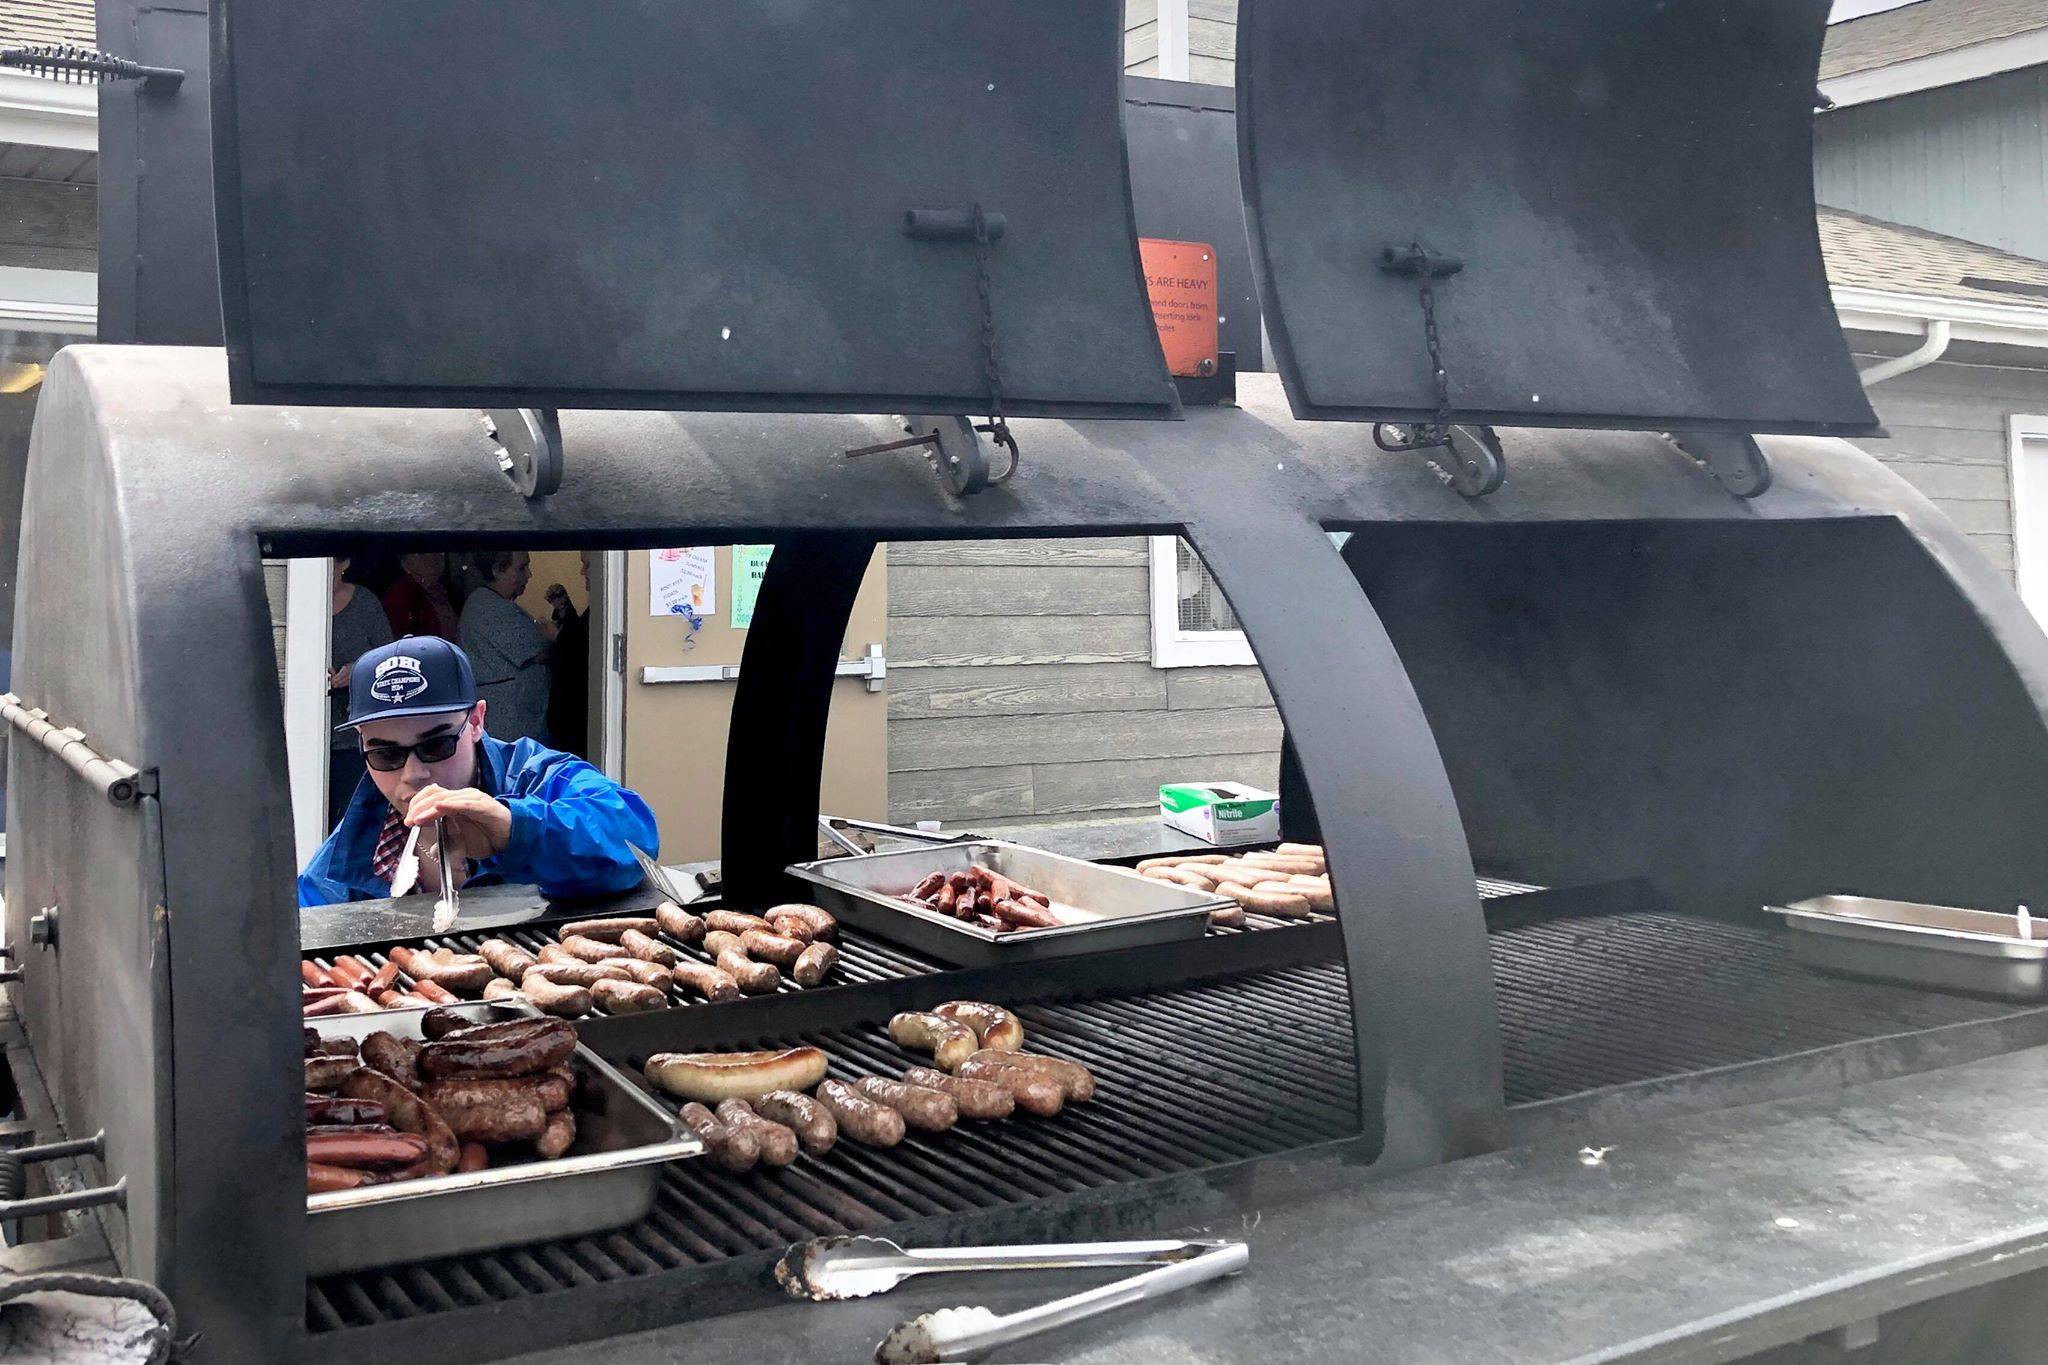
left=298, top=733, right=658, bottom=907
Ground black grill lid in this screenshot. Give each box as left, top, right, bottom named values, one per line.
left=209, top=0, right=1178, bottom=419
left=1235, top=0, right=1877, bottom=435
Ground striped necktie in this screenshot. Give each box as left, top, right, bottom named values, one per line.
left=371, top=808, right=409, bottom=887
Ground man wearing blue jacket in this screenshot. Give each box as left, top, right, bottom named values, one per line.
left=299, top=635, right=658, bottom=908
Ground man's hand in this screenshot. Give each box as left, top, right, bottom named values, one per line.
left=404, top=784, right=515, bottom=865
left=328, top=664, right=351, bottom=691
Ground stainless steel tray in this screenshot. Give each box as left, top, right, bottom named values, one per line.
left=786, top=840, right=1223, bottom=967
left=305, top=1002, right=702, bottom=1274
left=1768, top=895, right=2048, bottom=1000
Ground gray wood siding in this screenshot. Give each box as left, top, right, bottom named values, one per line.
left=1815, top=66, right=2048, bottom=262
left=1124, top=0, right=1235, bottom=84
left=884, top=537, right=1279, bottom=828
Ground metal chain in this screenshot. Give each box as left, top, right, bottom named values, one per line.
left=970, top=204, right=1020, bottom=483
left=1416, top=268, right=1452, bottom=447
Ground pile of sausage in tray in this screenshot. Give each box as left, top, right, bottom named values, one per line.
left=301, top=901, right=842, bottom=1021
left=303, top=1011, right=583, bottom=1195
left=895, top=865, right=1063, bottom=932
left=638, top=1000, right=1096, bottom=1172
left=1134, top=841, right=1334, bottom=922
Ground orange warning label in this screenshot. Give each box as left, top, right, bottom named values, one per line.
left=1139, top=238, right=1220, bottom=378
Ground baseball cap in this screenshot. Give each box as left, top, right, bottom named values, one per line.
left=338, top=636, right=478, bottom=732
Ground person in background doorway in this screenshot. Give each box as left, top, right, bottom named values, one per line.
left=328, top=553, right=393, bottom=826
left=460, top=549, right=555, bottom=745
left=381, top=552, right=460, bottom=639
left=545, top=551, right=594, bottom=761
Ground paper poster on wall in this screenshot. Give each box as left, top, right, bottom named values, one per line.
left=649, top=547, right=715, bottom=618
left=730, top=545, right=774, bottom=629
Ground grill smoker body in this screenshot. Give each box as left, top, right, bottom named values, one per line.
left=10, top=346, right=2048, bottom=1358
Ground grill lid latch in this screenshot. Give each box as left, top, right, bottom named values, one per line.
left=1669, top=430, right=1773, bottom=499
left=482, top=408, right=564, bottom=499
left=1373, top=243, right=1505, bottom=498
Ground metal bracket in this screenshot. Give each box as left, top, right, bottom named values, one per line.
left=1374, top=423, right=1506, bottom=498
left=642, top=643, right=888, bottom=693
left=482, top=408, right=564, bottom=499
left=0, top=694, right=149, bottom=805
left=847, top=416, right=1013, bottom=497
left=1669, top=431, right=1772, bottom=499
left=0, top=1130, right=126, bottom=1221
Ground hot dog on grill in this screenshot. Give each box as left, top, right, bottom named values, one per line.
left=592, top=978, right=667, bottom=1014
left=656, top=900, right=707, bottom=944
left=478, top=938, right=539, bottom=980
left=952, top=1055, right=1064, bottom=1117
left=676, top=1102, right=760, bottom=1172
left=715, top=1099, right=799, bottom=1167
left=792, top=941, right=838, bottom=988
left=555, top=916, right=659, bottom=944
left=306, top=1129, right=428, bottom=1169
left=618, top=928, right=678, bottom=968
left=669, top=960, right=742, bottom=1003
left=307, top=1162, right=369, bottom=1193
left=340, top=1067, right=460, bottom=1175
left=931, top=1001, right=1024, bottom=1052
left=749, top=1090, right=838, bottom=1156
left=886, top=1012, right=978, bottom=1071
left=815, top=1079, right=905, bottom=1148
left=853, top=1076, right=958, bottom=1134
left=966, top=1048, right=1095, bottom=1102
left=900, top=1066, right=1015, bottom=1120
left=643, top=1047, right=830, bottom=1103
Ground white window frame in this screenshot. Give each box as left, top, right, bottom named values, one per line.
left=1147, top=535, right=1255, bottom=668
left=2012, top=415, right=2048, bottom=627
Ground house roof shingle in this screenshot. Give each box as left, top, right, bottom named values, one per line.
left=0, top=0, right=94, bottom=52
left=1819, top=205, right=2048, bottom=308
left=1821, top=0, right=2048, bottom=81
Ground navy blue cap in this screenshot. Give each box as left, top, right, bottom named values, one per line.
left=338, top=636, right=478, bottom=732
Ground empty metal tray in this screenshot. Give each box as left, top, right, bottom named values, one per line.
left=787, top=840, right=1222, bottom=967
left=1768, top=895, right=2048, bottom=1000
left=305, top=1001, right=702, bottom=1274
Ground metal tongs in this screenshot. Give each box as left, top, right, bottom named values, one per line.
left=775, top=1234, right=1230, bottom=1301
left=431, top=818, right=461, bottom=933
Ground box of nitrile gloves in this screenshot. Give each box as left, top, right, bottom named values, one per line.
left=1159, top=781, right=1280, bottom=844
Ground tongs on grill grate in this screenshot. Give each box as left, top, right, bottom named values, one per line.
left=775, top=1233, right=1231, bottom=1301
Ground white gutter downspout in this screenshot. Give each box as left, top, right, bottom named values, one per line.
left=1859, top=317, right=1952, bottom=388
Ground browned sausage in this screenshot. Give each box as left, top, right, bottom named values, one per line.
left=420, top=1006, right=475, bottom=1039
left=643, top=1048, right=830, bottom=1103
left=421, top=1070, right=572, bottom=1112
left=591, top=978, right=668, bottom=1014
left=482, top=977, right=525, bottom=1004
left=656, top=900, right=707, bottom=944
left=618, top=928, right=678, bottom=968
left=792, top=941, right=838, bottom=987
left=815, top=1079, right=905, bottom=1148
left=931, top=1002, right=1025, bottom=1052
left=909, top=873, right=946, bottom=899
left=339, top=1067, right=460, bottom=1175
left=967, top=1048, right=1094, bottom=1102
left=705, top=910, right=774, bottom=937
left=854, top=1076, right=958, bottom=1134
left=555, top=916, right=659, bottom=943
left=536, top=1108, right=577, bottom=1159
left=930, top=882, right=959, bottom=915
left=307, top=1161, right=369, bottom=1193
left=715, top=1099, right=799, bottom=1167
left=305, top=1094, right=386, bottom=1125
left=676, top=1101, right=760, bottom=1172
left=360, top=1032, right=421, bottom=1083
left=306, top=1130, right=427, bottom=1168
left=901, top=1066, right=1015, bottom=1120
left=766, top=903, right=838, bottom=942
left=306, top=1036, right=361, bottom=1059
left=670, top=960, right=742, bottom=1003
left=557, top=934, right=622, bottom=965
left=701, top=930, right=744, bottom=958
left=989, top=897, right=1061, bottom=930
left=738, top=928, right=806, bottom=970
left=305, top=1056, right=359, bottom=1092
left=526, top=959, right=634, bottom=988
left=1208, top=905, right=1247, bottom=930
left=717, top=948, right=781, bottom=995
left=594, top=956, right=672, bottom=989
left=515, top=971, right=595, bottom=1017
left=457, top=1142, right=490, bottom=1173
left=389, top=945, right=494, bottom=995
left=478, top=938, right=539, bottom=980
left=424, top=1083, right=548, bottom=1143
left=417, top=1019, right=576, bottom=1079
left=887, top=1012, right=978, bottom=1071
left=750, top=1090, right=838, bottom=1156
left=953, top=1055, right=1065, bottom=1117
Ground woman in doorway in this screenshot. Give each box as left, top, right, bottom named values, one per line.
left=459, top=549, right=556, bottom=745
left=328, top=553, right=393, bottom=825
left=381, top=551, right=460, bottom=639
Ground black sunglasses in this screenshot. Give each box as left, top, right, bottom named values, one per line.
left=361, top=729, right=464, bottom=772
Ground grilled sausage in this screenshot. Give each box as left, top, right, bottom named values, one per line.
left=535, top=1108, right=577, bottom=1160
left=953, top=1055, right=1064, bottom=1117
left=749, top=1090, right=838, bottom=1156
left=340, top=1067, right=460, bottom=1175
left=424, top=1084, right=548, bottom=1143
left=557, top=934, right=622, bottom=965
left=618, top=928, right=679, bottom=968
left=482, top=977, right=525, bottom=1004
left=515, top=971, right=595, bottom=1018
left=360, top=1031, right=421, bottom=1083
left=328, top=955, right=374, bottom=990
left=1208, top=906, right=1247, bottom=930
left=931, top=1001, right=1025, bottom=1052
left=815, top=1079, right=905, bottom=1148
left=705, top=910, right=774, bottom=937
left=422, top=1069, right=572, bottom=1112
left=305, top=1056, right=359, bottom=1092
left=967, top=1048, right=1094, bottom=1102
left=307, top=1122, right=402, bottom=1138
left=887, top=1012, right=978, bottom=1071
left=306, top=1129, right=427, bottom=1169
left=417, top=1019, right=576, bottom=1079
left=792, top=941, right=838, bottom=988
left=592, top=978, right=668, bottom=1014
left=389, top=945, right=494, bottom=995
left=643, top=1047, right=830, bottom=1103
left=1282, top=877, right=1335, bottom=913
left=765, top=903, right=837, bottom=942
left=307, top=1162, right=369, bottom=1194
left=989, top=897, right=1061, bottom=930
left=526, top=959, right=634, bottom=989
left=854, top=1076, right=958, bottom=1134
left=302, top=962, right=334, bottom=988
left=478, top=938, right=539, bottom=981
left=656, top=900, right=707, bottom=944
left=420, top=1006, right=476, bottom=1039
left=457, top=1142, right=490, bottom=1174
left=411, top=980, right=461, bottom=1005
left=910, top=873, right=947, bottom=899
left=701, top=929, right=743, bottom=958
left=715, top=1099, right=799, bottom=1167
left=596, top=956, right=674, bottom=989
left=305, top=1095, right=385, bottom=1125
left=901, top=1066, right=1015, bottom=1120
left=1243, top=851, right=1324, bottom=876
left=669, top=960, right=742, bottom=1003
left=1134, top=854, right=1227, bottom=872
left=931, top=882, right=959, bottom=916
left=676, top=1102, right=760, bottom=1172
left=1218, top=882, right=1312, bottom=919
left=738, top=928, right=806, bottom=970
left=717, top=947, right=782, bottom=995
left=307, top=1036, right=361, bottom=1059
left=555, top=916, right=659, bottom=944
